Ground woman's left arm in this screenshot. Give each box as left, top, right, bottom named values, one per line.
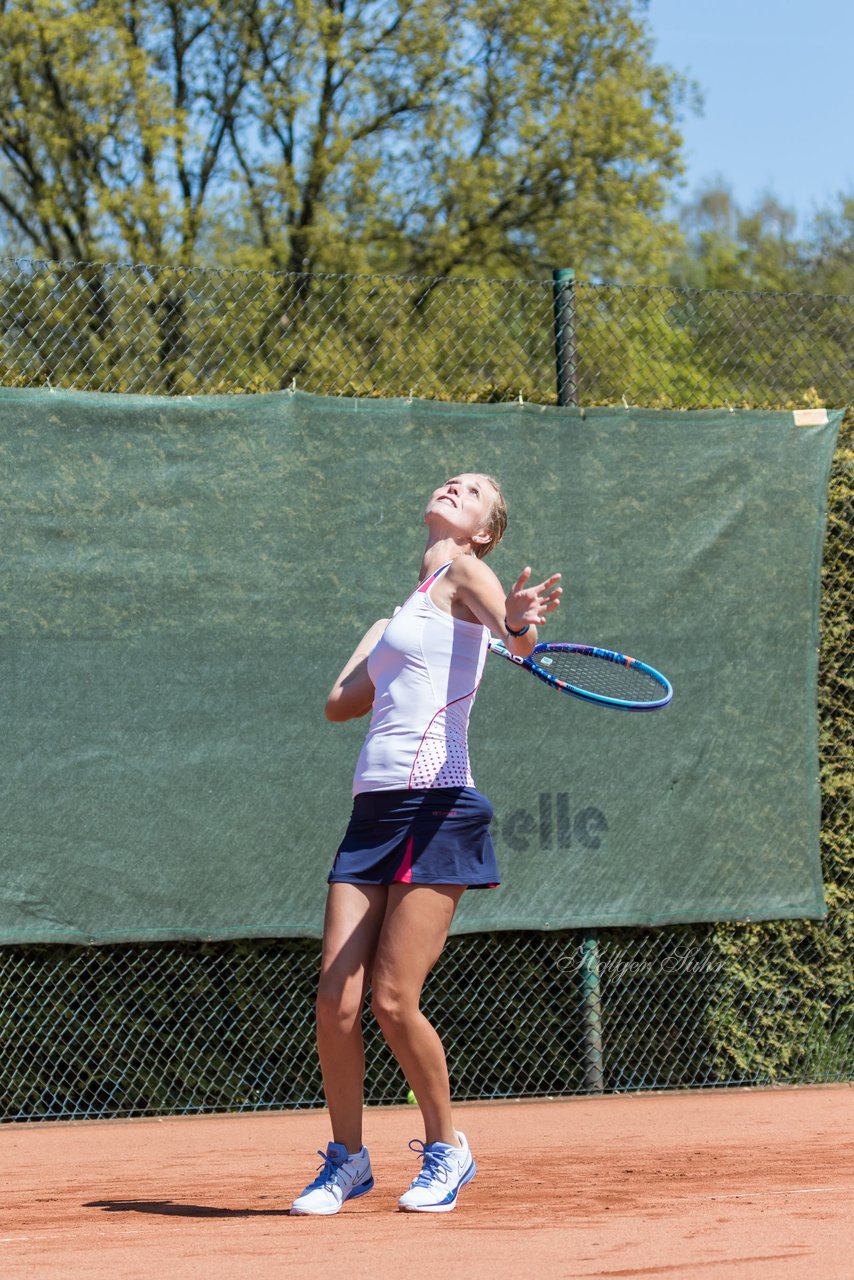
left=325, top=616, right=388, bottom=721
left=452, top=558, right=562, bottom=657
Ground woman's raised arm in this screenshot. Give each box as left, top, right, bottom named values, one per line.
left=451, top=557, right=562, bottom=656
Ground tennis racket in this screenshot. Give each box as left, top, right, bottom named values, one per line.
left=488, top=639, right=673, bottom=711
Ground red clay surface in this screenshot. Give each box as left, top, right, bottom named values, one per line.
left=1, top=1085, right=852, bottom=1279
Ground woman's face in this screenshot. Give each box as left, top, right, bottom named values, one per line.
left=424, top=473, right=496, bottom=546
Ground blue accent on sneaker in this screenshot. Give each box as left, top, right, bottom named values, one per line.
left=312, top=1145, right=373, bottom=1196
left=402, top=1137, right=476, bottom=1208
left=291, top=1142, right=374, bottom=1215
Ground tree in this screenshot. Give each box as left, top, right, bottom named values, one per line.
left=0, top=0, right=693, bottom=283
left=0, top=0, right=260, bottom=389
left=670, top=183, right=804, bottom=293
left=671, top=182, right=854, bottom=300
left=804, top=196, right=854, bottom=296
left=666, top=184, right=854, bottom=408
left=0, top=0, right=254, bottom=265
left=221, top=0, right=693, bottom=281
left=217, top=0, right=461, bottom=275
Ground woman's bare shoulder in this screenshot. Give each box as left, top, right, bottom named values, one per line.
left=447, top=555, right=502, bottom=591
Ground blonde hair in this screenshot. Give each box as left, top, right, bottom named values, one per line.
left=474, top=475, right=507, bottom=559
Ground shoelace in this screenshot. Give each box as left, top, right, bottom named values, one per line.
left=407, top=1138, right=455, bottom=1188
left=305, top=1149, right=349, bottom=1191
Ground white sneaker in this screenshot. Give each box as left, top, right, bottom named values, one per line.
left=290, top=1142, right=374, bottom=1215
left=398, top=1131, right=476, bottom=1213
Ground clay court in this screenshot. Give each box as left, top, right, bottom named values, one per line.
left=2, top=1084, right=851, bottom=1279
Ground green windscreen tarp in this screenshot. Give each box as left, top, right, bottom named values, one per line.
left=0, top=389, right=837, bottom=943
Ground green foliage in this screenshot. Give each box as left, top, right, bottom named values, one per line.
left=671, top=183, right=854, bottom=299
left=806, top=198, right=854, bottom=296
left=0, top=0, right=254, bottom=264
left=318, top=0, right=690, bottom=282
left=671, top=187, right=804, bottom=293
left=0, top=0, right=690, bottom=281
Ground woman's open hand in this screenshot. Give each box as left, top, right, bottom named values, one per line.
left=505, top=568, right=562, bottom=632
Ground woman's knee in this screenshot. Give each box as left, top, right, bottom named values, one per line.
left=316, top=976, right=365, bottom=1032
left=371, top=980, right=417, bottom=1032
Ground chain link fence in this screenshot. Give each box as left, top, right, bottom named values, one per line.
left=1, top=257, right=851, bottom=1121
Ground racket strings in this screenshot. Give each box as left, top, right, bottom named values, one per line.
left=537, top=651, right=665, bottom=702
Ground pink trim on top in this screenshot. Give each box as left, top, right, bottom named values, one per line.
left=407, top=681, right=482, bottom=789
left=417, top=562, right=452, bottom=592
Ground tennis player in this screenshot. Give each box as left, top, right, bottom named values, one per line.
left=290, top=473, right=561, bottom=1215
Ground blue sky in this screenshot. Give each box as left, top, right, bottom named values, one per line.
left=647, top=0, right=854, bottom=230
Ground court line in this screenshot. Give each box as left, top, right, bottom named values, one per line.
left=675, top=1186, right=853, bottom=1201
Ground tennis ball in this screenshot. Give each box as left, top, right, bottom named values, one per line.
left=406, top=1088, right=417, bottom=1105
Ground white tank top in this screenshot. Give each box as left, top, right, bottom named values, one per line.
left=352, top=562, right=489, bottom=795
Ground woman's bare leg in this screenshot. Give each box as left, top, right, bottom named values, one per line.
left=316, top=882, right=388, bottom=1153
left=370, top=884, right=465, bottom=1147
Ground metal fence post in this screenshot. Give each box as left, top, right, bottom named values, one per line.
left=579, top=931, right=605, bottom=1092
left=552, top=267, right=578, bottom=408
left=553, top=266, right=604, bottom=1093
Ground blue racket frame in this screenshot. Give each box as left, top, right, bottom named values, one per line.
left=488, top=639, right=673, bottom=711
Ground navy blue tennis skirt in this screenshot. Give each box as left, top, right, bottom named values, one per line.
left=328, top=787, right=500, bottom=889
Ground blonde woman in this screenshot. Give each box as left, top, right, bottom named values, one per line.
left=291, top=473, right=561, bottom=1215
